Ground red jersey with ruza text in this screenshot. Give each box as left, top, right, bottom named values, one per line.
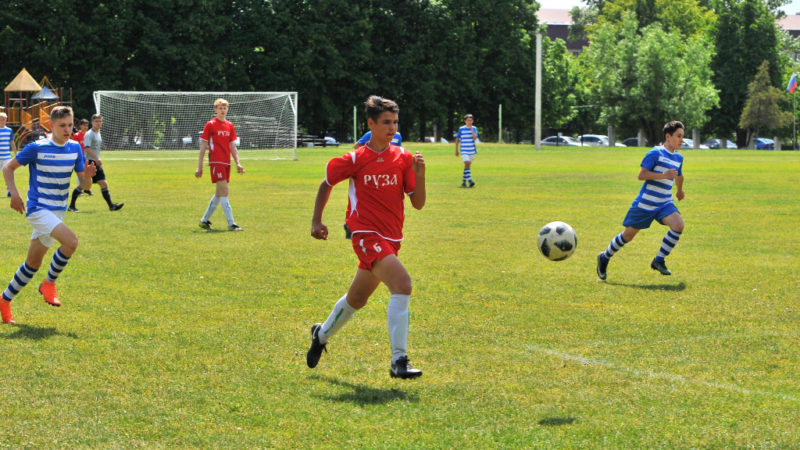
left=201, top=118, right=237, bottom=166
left=325, top=145, right=416, bottom=241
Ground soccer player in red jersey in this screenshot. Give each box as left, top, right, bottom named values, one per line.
left=306, top=96, right=427, bottom=379
left=195, top=98, right=245, bottom=231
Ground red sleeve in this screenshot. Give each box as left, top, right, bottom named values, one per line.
left=325, top=152, right=357, bottom=186
left=403, top=151, right=416, bottom=194
left=200, top=121, right=212, bottom=141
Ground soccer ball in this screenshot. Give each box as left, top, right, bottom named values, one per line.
left=537, top=221, right=577, bottom=261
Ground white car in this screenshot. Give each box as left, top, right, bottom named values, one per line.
left=541, top=135, right=581, bottom=146
left=577, top=134, right=627, bottom=147
left=681, top=138, right=709, bottom=149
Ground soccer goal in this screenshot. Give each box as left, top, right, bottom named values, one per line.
left=93, top=91, right=298, bottom=160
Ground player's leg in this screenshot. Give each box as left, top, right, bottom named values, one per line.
left=651, top=212, right=684, bottom=275
left=462, top=160, right=472, bottom=187
left=38, top=223, right=80, bottom=306
left=597, top=226, right=640, bottom=280
left=215, top=170, right=241, bottom=231
left=1, top=240, right=48, bottom=323
left=307, top=269, right=381, bottom=369
left=98, top=174, right=123, bottom=211
left=371, top=254, right=421, bottom=379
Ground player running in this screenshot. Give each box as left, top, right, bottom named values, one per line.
left=596, top=120, right=687, bottom=280
left=306, top=95, right=426, bottom=379
left=1, top=106, right=96, bottom=324
left=195, top=98, right=245, bottom=231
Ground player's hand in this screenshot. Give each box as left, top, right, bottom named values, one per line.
left=195, top=168, right=202, bottom=178
left=237, top=164, right=245, bottom=174
left=412, top=151, right=425, bottom=177
left=311, top=222, right=328, bottom=240
left=9, top=194, right=24, bottom=214
left=85, top=161, right=98, bottom=177
left=662, top=169, right=678, bottom=179
left=676, top=190, right=685, bottom=201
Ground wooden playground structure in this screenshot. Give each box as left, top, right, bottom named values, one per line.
left=2, top=68, right=72, bottom=148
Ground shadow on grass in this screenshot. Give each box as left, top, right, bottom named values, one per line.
left=538, top=416, right=576, bottom=426
left=312, top=375, right=419, bottom=405
left=605, top=281, right=686, bottom=291
left=1, top=323, right=78, bottom=340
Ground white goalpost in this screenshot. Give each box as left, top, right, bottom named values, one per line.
left=93, top=91, right=298, bottom=160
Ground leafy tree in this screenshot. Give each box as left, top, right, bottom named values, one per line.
left=739, top=60, right=792, bottom=144
left=582, top=11, right=718, bottom=145
left=708, top=0, right=783, bottom=146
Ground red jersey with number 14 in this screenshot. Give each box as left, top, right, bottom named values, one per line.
left=325, top=145, right=416, bottom=241
left=201, top=117, right=237, bottom=166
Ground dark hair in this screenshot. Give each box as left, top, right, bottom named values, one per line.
left=50, top=106, right=73, bottom=122
left=663, top=120, right=684, bottom=137
left=364, top=95, right=399, bottom=122
left=464, top=114, right=474, bottom=120
left=91, top=114, right=103, bottom=121
left=79, top=118, right=89, bottom=125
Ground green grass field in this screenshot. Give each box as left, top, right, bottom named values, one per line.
left=1, top=144, right=798, bottom=447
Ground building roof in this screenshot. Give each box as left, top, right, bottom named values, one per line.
left=538, top=9, right=573, bottom=25
left=4, top=68, right=42, bottom=92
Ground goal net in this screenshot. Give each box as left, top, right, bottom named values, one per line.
left=92, top=91, right=298, bottom=159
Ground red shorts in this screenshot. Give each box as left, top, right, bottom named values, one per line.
left=209, top=163, right=230, bottom=183
left=351, top=232, right=402, bottom=270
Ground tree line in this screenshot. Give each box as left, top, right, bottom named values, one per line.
left=0, top=0, right=796, bottom=145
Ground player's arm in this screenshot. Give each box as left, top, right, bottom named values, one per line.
left=3, top=158, right=24, bottom=214
left=311, top=180, right=333, bottom=240
left=409, top=152, right=426, bottom=210
left=196, top=140, right=208, bottom=178
left=455, top=136, right=460, bottom=156
left=675, top=175, right=685, bottom=201
left=638, top=167, right=677, bottom=181
left=231, top=140, right=244, bottom=174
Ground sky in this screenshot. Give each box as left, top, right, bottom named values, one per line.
left=538, top=0, right=800, bottom=15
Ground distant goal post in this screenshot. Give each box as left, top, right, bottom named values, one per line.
left=92, top=91, right=298, bottom=160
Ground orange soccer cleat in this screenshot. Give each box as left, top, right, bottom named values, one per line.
left=39, top=281, right=61, bottom=307
left=1, top=299, right=15, bottom=324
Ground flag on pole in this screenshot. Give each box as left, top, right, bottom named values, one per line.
left=787, top=73, right=797, bottom=93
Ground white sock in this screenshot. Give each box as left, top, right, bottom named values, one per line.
left=318, top=295, right=356, bottom=344
left=219, top=196, right=235, bottom=226
left=201, top=195, right=219, bottom=222
left=387, top=293, right=411, bottom=363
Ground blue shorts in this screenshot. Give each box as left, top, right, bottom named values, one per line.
left=622, top=202, right=679, bottom=230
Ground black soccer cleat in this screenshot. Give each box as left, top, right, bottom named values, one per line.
left=228, top=223, right=244, bottom=231
left=67, top=206, right=80, bottom=213
left=109, top=203, right=124, bottom=211
left=468, top=180, right=475, bottom=188
left=461, top=181, right=467, bottom=188
left=651, top=259, right=671, bottom=276
left=596, top=253, right=608, bottom=280
left=199, top=220, right=212, bottom=230
left=390, top=356, right=422, bottom=379
left=306, top=323, right=327, bottom=368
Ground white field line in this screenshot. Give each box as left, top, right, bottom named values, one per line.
left=528, top=344, right=800, bottom=403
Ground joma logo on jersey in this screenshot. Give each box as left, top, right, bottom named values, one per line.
left=363, top=174, right=398, bottom=188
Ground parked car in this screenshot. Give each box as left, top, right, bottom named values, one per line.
left=577, top=134, right=626, bottom=147
left=621, top=137, right=649, bottom=147
left=752, top=137, right=774, bottom=149
left=541, top=135, right=580, bottom=146
left=324, top=136, right=340, bottom=146
left=681, top=138, right=709, bottom=149
left=703, top=138, right=737, bottom=149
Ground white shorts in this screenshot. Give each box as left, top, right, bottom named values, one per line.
left=27, top=209, right=66, bottom=248
left=461, top=153, right=476, bottom=163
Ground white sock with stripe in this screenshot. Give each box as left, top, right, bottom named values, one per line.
left=318, top=295, right=356, bottom=344
left=387, top=293, right=411, bottom=364
left=219, top=196, right=235, bottom=226
left=201, top=195, right=219, bottom=222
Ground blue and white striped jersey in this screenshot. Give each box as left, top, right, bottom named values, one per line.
left=456, top=126, right=478, bottom=154
left=15, top=137, right=86, bottom=216
left=632, top=146, right=684, bottom=211
left=0, top=127, right=13, bottom=160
